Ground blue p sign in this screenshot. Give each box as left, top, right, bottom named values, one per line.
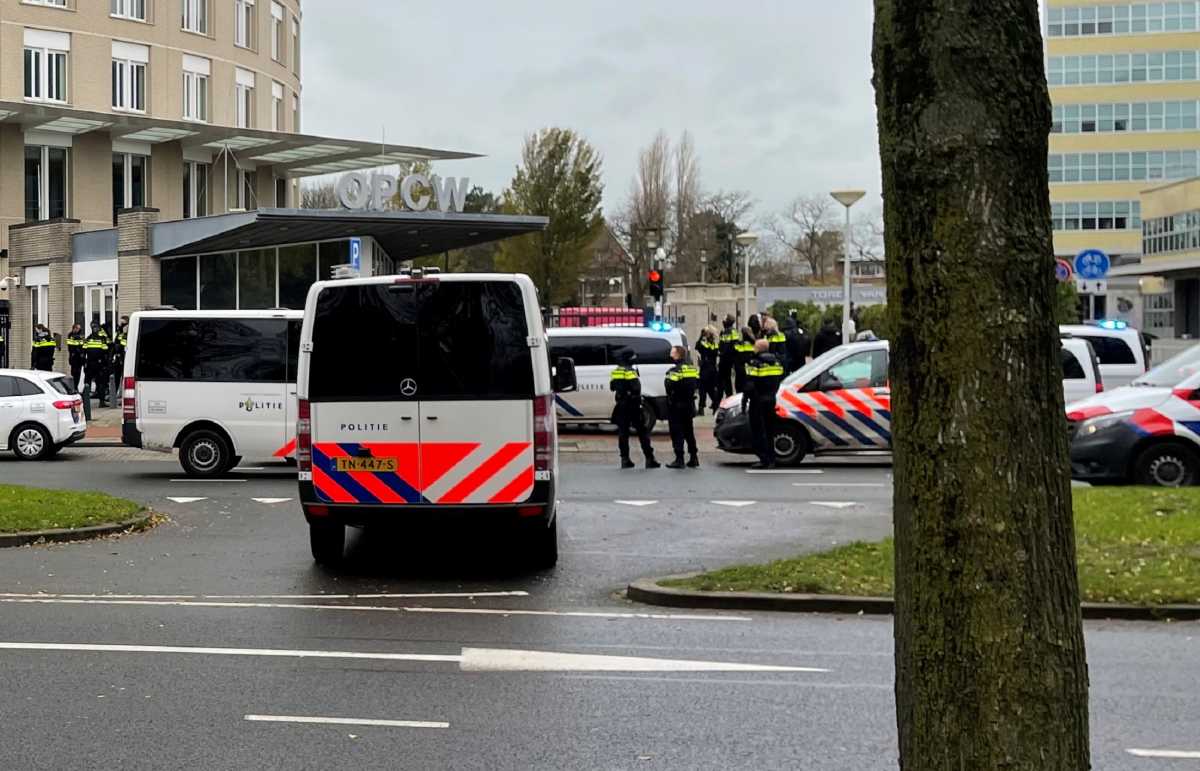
left=350, top=238, right=362, bottom=272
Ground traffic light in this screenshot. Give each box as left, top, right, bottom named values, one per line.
left=648, top=269, right=664, bottom=300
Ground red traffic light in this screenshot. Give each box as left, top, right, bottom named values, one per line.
left=648, top=270, right=662, bottom=283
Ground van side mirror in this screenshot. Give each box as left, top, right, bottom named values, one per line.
left=554, top=357, right=578, bottom=393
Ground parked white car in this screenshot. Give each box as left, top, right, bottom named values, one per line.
left=0, top=369, right=86, bottom=460
left=1060, top=336, right=1104, bottom=404
left=1059, top=322, right=1147, bottom=389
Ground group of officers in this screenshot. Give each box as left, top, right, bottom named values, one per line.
left=29, top=317, right=129, bottom=407
left=611, top=310, right=830, bottom=471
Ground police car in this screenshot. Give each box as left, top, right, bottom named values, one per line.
left=1068, top=343, right=1200, bottom=486
left=296, top=271, right=576, bottom=568
left=0, top=369, right=85, bottom=460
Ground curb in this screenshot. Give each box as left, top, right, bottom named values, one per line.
left=0, top=513, right=154, bottom=549
left=75, top=441, right=124, bottom=449
left=627, top=574, right=1200, bottom=622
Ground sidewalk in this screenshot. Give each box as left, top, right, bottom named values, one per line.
left=80, top=405, right=122, bottom=446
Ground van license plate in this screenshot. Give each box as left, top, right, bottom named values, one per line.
left=334, top=457, right=398, bottom=473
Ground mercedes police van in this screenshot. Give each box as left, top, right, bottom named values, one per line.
left=121, top=310, right=303, bottom=476
left=295, top=271, right=575, bottom=568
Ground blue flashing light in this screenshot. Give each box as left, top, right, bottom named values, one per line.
left=1097, top=319, right=1128, bottom=330
left=649, top=321, right=673, bottom=333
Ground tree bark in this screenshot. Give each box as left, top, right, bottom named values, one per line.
left=872, top=2, right=1091, bottom=768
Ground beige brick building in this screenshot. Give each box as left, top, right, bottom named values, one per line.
left=0, top=0, right=481, bottom=370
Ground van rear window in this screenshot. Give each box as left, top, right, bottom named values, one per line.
left=309, top=281, right=535, bottom=402
left=135, top=318, right=288, bottom=382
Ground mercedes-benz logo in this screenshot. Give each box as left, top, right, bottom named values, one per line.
left=400, top=378, right=418, bottom=397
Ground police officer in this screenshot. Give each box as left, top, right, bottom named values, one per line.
left=31, top=324, right=56, bottom=371
left=733, top=327, right=756, bottom=395
left=762, top=317, right=789, bottom=371
left=66, top=323, right=85, bottom=385
left=717, top=315, right=740, bottom=398
left=695, top=325, right=721, bottom=416
left=610, top=350, right=659, bottom=470
left=783, top=311, right=810, bottom=373
left=111, top=316, right=129, bottom=392
left=664, top=346, right=701, bottom=469
left=83, top=322, right=111, bottom=407
left=743, top=339, right=786, bottom=470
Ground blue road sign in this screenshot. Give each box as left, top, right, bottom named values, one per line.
left=1074, top=249, right=1110, bottom=280
left=350, top=237, right=362, bottom=272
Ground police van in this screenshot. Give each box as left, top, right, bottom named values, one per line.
left=121, top=310, right=303, bottom=476
left=548, top=326, right=686, bottom=432
left=295, top=271, right=575, bottom=568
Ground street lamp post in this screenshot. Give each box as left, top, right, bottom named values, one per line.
left=735, top=231, right=759, bottom=323
left=831, top=190, right=866, bottom=344
left=700, top=249, right=708, bottom=285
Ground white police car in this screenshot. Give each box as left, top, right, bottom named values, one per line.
left=0, top=369, right=86, bottom=460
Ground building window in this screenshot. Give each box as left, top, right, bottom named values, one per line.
left=235, top=68, right=255, bottom=128
left=1051, top=101, right=1200, bottom=134
left=111, top=45, right=148, bottom=113
left=24, top=145, right=68, bottom=222
left=292, top=94, right=299, bottom=132
left=183, top=56, right=210, bottom=122
left=112, top=153, right=149, bottom=223
left=291, top=15, right=300, bottom=73
left=25, top=0, right=68, bottom=7
left=161, top=256, right=198, bottom=310
left=1048, top=3, right=1197, bottom=38
left=271, top=82, right=284, bottom=130
left=1050, top=150, right=1200, bottom=183
left=1048, top=51, right=1198, bottom=87
left=182, top=161, right=210, bottom=219
left=1051, top=201, right=1141, bottom=232
left=182, top=0, right=207, bottom=34
left=1143, top=209, right=1200, bottom=256
left=235, top=0, right=255, bottom=49
left=237, top=169, right=257, bottom=209
left=270, top=2, right=284, bottom=61
left=274, top=176, right=287, bottom=207
left=111, top=0, right=147, bottom=20
left=24, top=31, right=69, bottom=104
left=1144, top=292, right=1175, bottom=332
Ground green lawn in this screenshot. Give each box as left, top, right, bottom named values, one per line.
left=0, top=484, right=143, bottom=534
left=664, top=487, right=1200, bottom=606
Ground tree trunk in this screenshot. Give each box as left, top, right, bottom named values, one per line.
left=872, top=2, right=1091, bottom=769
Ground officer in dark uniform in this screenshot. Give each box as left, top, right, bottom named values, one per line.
left=783, top=312, right=810, bottom=373
left=111, top=317, right=129, bottom=393
left=733, top=327, right=756, bottom=395
left=763, top=317, right=790, bottom=371
left=664, top=346, right=700, bottom=469
left=717, top=315, right=740, bottom=399
left=31, top=324, right=56, bottom=371
left=695, top=326, right=721, bottom=415
left=744, top=339, right=786, bottom=470
left=83, top=322, right=111, bottom=407
left=66, top=323, right=85, bottom=385
left=610, top=350, right=659, bottom=470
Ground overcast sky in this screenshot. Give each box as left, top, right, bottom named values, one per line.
left=301, top=1, right=881, bottom=224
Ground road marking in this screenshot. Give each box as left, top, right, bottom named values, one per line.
left=746, top=469, right=823, bottom=475
left=561, top=675, right=888, bottom=689
left=712, top=501, right=756, bottom=508
left=166, top=497, right=208, bottom=504
left=1126, top=749, right=1200, bottom=759
left=251, top=498, right=293, bottom=504
left=0, top=597, right=744, bottom=622
left=614, top=500, right=658, bottom=507
left=245, top=714, right=448, bottom=730
left=169, top=479, right=246, bottom=483
left=792, top=483, right=885, bottom=488
left=0, top=591, right=528, bottom=601
left=0, top=641, right=824, bottom=674
left=811, top=501, right=858, bottom=509
left=233, top=467, right=266, bottom=472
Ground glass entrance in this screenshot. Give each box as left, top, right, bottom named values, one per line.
left=81, top=284, right=118, bottom=335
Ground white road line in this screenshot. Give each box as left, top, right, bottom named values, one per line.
left=792, top=483, right=885, bottom=488
left=811, top=501, right=858, bottom=509
left=233, top=467, right=267, bottom=471
left=169, top=479, right=247, bottom=483
left=166, top=497, right=207, bottom=504
left=0, top=641, right=460, bottom=663
left=1127, top=749, right=1200, bottom=759
left=0, top=597, right=745, bottom=622
left=251, top=498, right=293, bottom=504
left=561, top=675, right=887, bottom=689
left=614, top=500, right=658, bottom=507
left=245, top=715, right=448, bottom=730
left=0, top=591, right=528, bottom=601
left=354, top=591, right=529, bottom=599
left=746, top=469, right=823, bottom=474
left=711, top=501, right=756, bottom=508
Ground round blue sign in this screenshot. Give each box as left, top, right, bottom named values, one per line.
left=1074, top=249, right=1110, bottom=280
left=1055, top=259, right=1072, bottom=282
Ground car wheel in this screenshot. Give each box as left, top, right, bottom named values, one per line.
left=309, top=522, right=345, bottom=566
left=1134, top=442, right=1198, bottom=487
left=524, top=516, right=558, bottom=571
left=12, top=424, right=52, bottom=461
left=773, top=423, right=810, bottom=467
left=641, top=404, right=658, bottom=434
left=179, top=429, right=232, bottom=478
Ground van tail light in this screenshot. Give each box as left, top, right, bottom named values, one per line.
left=1095, top=381, right=1105, bottom=394
left=533, top=394, right=555, bottom=475
left=52, top=400, right=77, bottom=411
left=122, top=377, right=137, bottom=420
left=297, top=399, right=312, bottom=473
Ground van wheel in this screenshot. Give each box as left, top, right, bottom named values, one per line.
left=773, top=423, right=810, bottom=467
left=179, top=429, right=232, bottom=478
left=12, top=424, right=52, bottom=461
left=525, top=517, right=558, bottom=571
left=641, top=404, right=658, bottom=434
left=310, top=522, right=345, bottom=566
left=1134, top=442, right=1198, bottom=487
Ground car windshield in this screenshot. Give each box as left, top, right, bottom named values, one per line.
left=1132, top=344, right=1200, bottom=387
left=782, top=343, right=888, bottom=388
left=45, top=376, right=77, bottom=395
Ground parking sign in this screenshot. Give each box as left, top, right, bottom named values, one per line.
left=350, top=237, right=362, bottom=272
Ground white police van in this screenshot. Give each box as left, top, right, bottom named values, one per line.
left=548, top=326, right=686, bottom=432
left=295, top=271, right=575, bottom=568
left=121, top=310, right=303, bottom=476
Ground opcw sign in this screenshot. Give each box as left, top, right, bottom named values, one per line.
left=337, top=172, right=471, bottom=213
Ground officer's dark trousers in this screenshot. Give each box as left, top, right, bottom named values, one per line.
left=698, top=368, right=720, bottom=413
left=668, top=409, right=697, bottom=460
left=748, top=402, right=777, bottom=466
left=734, top=368, right=748, bottom=396
left=70, top=363, right=82, bottom=386
left=87, top=368, right=109, bottom=404
left=616, top=411, right=654, bottom=462
left=718, top=363, right=734, bottom=398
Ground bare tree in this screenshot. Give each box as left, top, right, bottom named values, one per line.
left=671, top=131, right=703, bottom=277
left=770, top=195, right=842, bottom=283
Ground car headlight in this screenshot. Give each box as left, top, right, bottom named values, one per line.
left=1079, top=411, right=1134, bottom=436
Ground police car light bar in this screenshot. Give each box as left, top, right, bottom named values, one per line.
left=648, top=321, right=673, bottom=332
left=1096, top=319, right=1128, bottom=330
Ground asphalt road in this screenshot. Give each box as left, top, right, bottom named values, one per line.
left=0, top=445, right=1196, bottom=769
